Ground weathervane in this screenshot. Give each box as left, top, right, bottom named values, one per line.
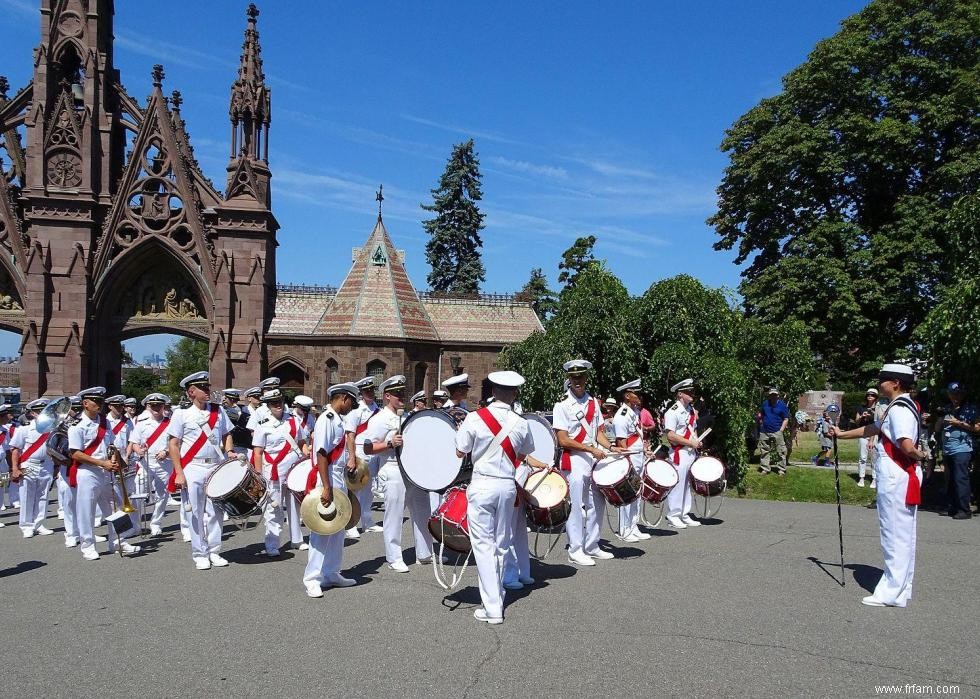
left=376, top=184, right=384, bottom=218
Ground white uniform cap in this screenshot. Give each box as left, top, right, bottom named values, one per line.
left=292, top=394, right=314, bottom=409
left=106, top=394, right=126, bottom=405
left=26, top=398, right=48, bottom=411
left=879, top=363, right=914, bottom=381
left=380, top=375, right=407, bottom=393
left=260, top=388, right=284, bottom=402
left=79, top=386, right=107, bottom=401
left=328, top=383, right=359, bottom=400
left=442, top=374, right=469, bottom=389
left=244, top=386, right=262, bottom=399
left=432, top=390, right=448, bottom=400
left=866, top=388, right=879, bottom=397
left=355, top=377, right=376, bottom=390
left=487, top=370, right=525, bottom=388
left=603, top=397, right=618, bottom=407
left=410, top=391, right=426, bottom=403
left=259, top=377, right=280, bottom=389
left=562, top=359, right=592, bottom=375
left=617, top=378, right=641, bottom=393
left=179, top=371, right=210, bottom=390
left=142, top=392, right=168, bottom=406
left=670, top=378, right=695, bottom=394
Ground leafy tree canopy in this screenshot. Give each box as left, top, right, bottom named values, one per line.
left=121, top=367, right=161, bottom=403
left=515, top=267, right=558, bottom=325
left=162, top=337, right=208, bottom=399
left=557, top=235, right=600, bottom=289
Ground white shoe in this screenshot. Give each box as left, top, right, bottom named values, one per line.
left=304, top=581, right=324, bottom=598
left=64, top=536, right=78, bottom=548
left=416, top=555, right=449, bottom=565
left=110, top=542, right=141, bottom=554
left=181, top=532, right=192, bottom=543
left=473, top=607, right=503, bottom=625
left=870, top=481, right=876, bottom=490
left=389, top=561, right=410, bottom=573
left=57, top=509, right=65, bottom=520
left=150, top=525, right=163, bottom=536
left=568, top=550, right=596, bottom=566
left=861, top=595, right=892, bottom=607
left=298, top=542, right=309, bottom=551
left=680, top=515, right=701, bottom=527
left=82, top=549, right=99, bottom=561
left=36, top=526, right=54, bottom=536
left=666, top=515, right=687, bottom=529
left=194, top=557, right=212, bottom=570
left=93, top=517, right=103, bottom=526
left=22, top=529, right=34, bottom=538
left=324, top=574, right=356, bottom=588
left=0, top=522, right=4, bottom=527
left=857, top=480, right=865, bottom=488
left=503, top=580, right=524, bottom=590
left=209, top=553, right=229, bottom=567
left=0, top=504, right=6, bottom=511
left=586, top=548, right=614, bottom=560
left=364, top=524, right=383, bottom=533
left=94, top=534, right=108, bottom=543
left=620, top=533, right=642, bottom=543
left=632, top=530, right=652, bottom=540
left=345, top=527, right=360, bottom=539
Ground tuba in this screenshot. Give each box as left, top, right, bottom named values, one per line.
left=36, top=397, right=73, bottom=466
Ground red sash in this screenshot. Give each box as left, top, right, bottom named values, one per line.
left=354, top=407, right=378, bottom=436
left=20, top=432, right=51, bottom=461
left=145, top=419, right=171, bottom=451
left=880, top=435, right=921, bottom=506
left=672, top=409, right=696, bottom=465
left=559, top=399, right=597, bottom=471
left=166, top=406, right=219, bottom=493
left=69, top=418, right=107, bottom=487
left=111, top=419, right=127, bottom=435
left=0, top=431, right=6, bottom=447
left=307, top=435, right=346, bottom=494
left=263, top=418, right=297, bottom=482
left=476, top=408, right=520, bottom=467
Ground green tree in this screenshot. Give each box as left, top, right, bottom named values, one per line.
left=709, top=0, right=980, bottom=381
left=162, top=337, right=208, bottom=399
left=120, top=343, right=134, bottom=366
left=515, top=267, right=557, bottom=324
left=557, top=235, right=599, bottom=289
left=121, top=367, right=161, bottom=402
left=422, top=139, right=486, bottom=294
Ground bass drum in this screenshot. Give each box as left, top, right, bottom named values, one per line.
left=428, top=485, right=470, bottom=554
left=522, top=413, right=558, bottom=469
left=398, top=409, right=471, bottom=493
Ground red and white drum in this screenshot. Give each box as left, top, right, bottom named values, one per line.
left=205, top=457, right=269, bottom=519
left=521, top=469, right=570, bottom=529
left=689, top=456, right=726, bottom=497
left=399, top=409, right=471, bottom=493
left=285, top=458, right=315, bottom=506
left=523, top=413, right=559, bottom=469
left=592, top=455, right=641, bottom=506
left=428, top=485, right=470, bottom=554
left=639, top=458, right=678, bottom=504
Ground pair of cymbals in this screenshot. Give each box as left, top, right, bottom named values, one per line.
left=301, top=487, right=358, bottom=535
left=345, top=458, right=371, bottom=492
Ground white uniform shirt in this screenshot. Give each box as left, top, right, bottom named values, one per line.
left=130, top=413, right=173, bottom=464
left=613, top=404, right=644, bottom=470
left=456, top=404, right=534, bottom=481
left=344, top=400, right=379, bottom=459
left=664, top=400, right=698, bottom=461
left=167, top=403, right=232, bottom=464
left=292, top=407, right=315, bottom=435
left=9, top=418, right=49, bottom=463
left=362, top=406, right=400, bottom=464
left=67, top=412, right=113, bottom=461
left=107, top=413, right=133, bottom=452
left=0, top=422, right=12, bottom=466
left=875, top=395, right=919, bottom=466
left=553, top=392, right=602, bottom=446
left=253, top=413, right=309, bottom=461
left=313, top=408, right=348, bottom=473
left=246, top=403, right=270, bottom=432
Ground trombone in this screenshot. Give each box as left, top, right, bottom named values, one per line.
left=106, top=445, right=136, bottom=557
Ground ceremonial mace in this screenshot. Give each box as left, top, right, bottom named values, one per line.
left=831, top=435, right=845, bottom=587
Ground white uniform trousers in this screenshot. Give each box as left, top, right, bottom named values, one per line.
left=566, top=457, right=605, bottom=555
left=467, top=477, right=517, bottom=619
left=504, top=500, right=530, bottom=584
left=18, top=461, right=53, bottom=533
left=260, top=462, right=286, bottom=553
left=0, top=456, right=18, bottom=507
left=303, top=469, right=348, bottom=585
left=378, top=459, right=434, bottom=564
left=871, top=459, right=920, bottom=607
left=618, top=455, right=643, bottom=536
left=184, top=461, right=225, bottom=560
left=142, top=457, right=179, bottom=530
left=75, top=465, right=114, bottom=555
left=666, top=451, right=695, bottom=518
left=56, top=470, right=77, bottom=540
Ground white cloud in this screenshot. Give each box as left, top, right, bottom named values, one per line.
left=487, top=156, right=568, bottom=180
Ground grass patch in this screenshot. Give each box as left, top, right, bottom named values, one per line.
left=735, top=466, right=877, bottom=507
left=778, top=431, right=861, bottom=464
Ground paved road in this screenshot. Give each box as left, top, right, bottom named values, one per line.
left=1, top=495, right=977, bottom=698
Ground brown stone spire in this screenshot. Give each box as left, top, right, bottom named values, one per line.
left=228, top=3, right=271, bottom=163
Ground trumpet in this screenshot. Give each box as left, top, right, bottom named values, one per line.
left=108, top=446, right=136, bottom=514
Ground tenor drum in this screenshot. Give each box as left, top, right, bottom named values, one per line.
left=592, top=455, right=641, bottom=506
left=639, top=458, right=678, bottom=504
left=689, top=456, right=727, bottom=497
left=521, top=469, right=570, bottom=529
left=205, top=457, right=269, bottom=518
left=523, top=413, right=558, bottom=469
left=398, top=409, right=471, bottom=493
left=428, top=485, right=470, bottom=554
left=285, top=458, right=315, bottom=505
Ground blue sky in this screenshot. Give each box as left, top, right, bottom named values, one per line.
left=0, top=0, right=866, bottom=360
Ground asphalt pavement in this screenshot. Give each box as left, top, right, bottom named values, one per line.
left=1, top=493, right=977, bottom=698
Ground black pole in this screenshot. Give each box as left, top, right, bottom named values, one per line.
left=832, top=435, right=845, bottom=587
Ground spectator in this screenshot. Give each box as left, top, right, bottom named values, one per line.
left=855, top=389, right=880, bottom=488
left=938, top=382, right=978, bottom=520
left=758, top=388, right=789, bottom=475
left=814, top=405, right=839, bottom=467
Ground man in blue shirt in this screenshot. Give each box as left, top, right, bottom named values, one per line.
left=759, top=388, right=790, bottom=474
left=939, top=382, right=978, bottom=520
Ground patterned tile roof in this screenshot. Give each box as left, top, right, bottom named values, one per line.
left=267, top=285, right=334, bottom=334
left=421, top=295, right=544, bottom=343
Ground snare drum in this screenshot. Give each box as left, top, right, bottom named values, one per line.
left=639, top=458, right=678, bottom=504
left=689, top=456, right=726, bottom=497
left=205, top=457, right=269, bottom=518
left=428, top=485, right=470, bottom=554
left=398, top=409, right=471, bottom=493
left=521, top=469, right=570, bottom=529
left=285, top=458, right=315, bottom=505
left=592, top=455, right=642, bottom=506
left=523, top=413, right=558, bottom=469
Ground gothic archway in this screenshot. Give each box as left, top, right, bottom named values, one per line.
left=269, top=355, right=307, bottom=392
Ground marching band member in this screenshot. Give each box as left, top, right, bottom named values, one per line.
left=0, top=403, right=18, bottom=514
left=455, top=371, right=535, bottom=624
left=832, top=363, right=926, bottom=607
left=303, top=382, right=360, bottom=597
left=68, top=387, right=140, bottom=559
left=242, top=386, right=261, bottom=424
left=345, top=377, right=381, bottom=536
left=129, top=392, right=188, bottom=538
left=365, top=375, right=436, bottom=572
left=432, top=390, right=448, bottom=409
left=107, top=395, right=136, bottom=514
left=124, top=397, right=139, bottom=420
left=252, top=388, right=309, bottom=557
left=292, top=395, right=316, bottom=434
left=410, top=391, right=426, bottom=413
left=553, top=360, right=618, bottom=566
left=9, top=398, right=55, bottom=537
left=614, top=379, right=651, bottom=542
left=54, top=396, right=83, bottom=546
left=168, top=371, right=235, bottom=570
left=664, top=379, right=701, bottom=529
left=442, top=374, right=471, bottom=410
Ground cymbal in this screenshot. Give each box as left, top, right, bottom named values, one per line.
left=300, top=487, right=352, bottom=536
left=346, top=486, right=361, bottom=530
left=345, top=457, right=371, bottom=492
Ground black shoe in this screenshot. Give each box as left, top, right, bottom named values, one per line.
left=952, top=512, right=972, bottom=520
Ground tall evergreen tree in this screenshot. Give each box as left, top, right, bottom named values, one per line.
left=422, top=139, right=486, bottom=293
left=557, top=235, right=599, bottom=289
left=516, top=267, right=558, bottom=324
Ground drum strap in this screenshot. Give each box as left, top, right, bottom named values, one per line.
left=69, top=418, right=107, bottom=488
left=166, top=407, right=219, bottom=493
left=474, top=408, right=520, bottom=467
left=560, top=398, right=597, bottom=471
